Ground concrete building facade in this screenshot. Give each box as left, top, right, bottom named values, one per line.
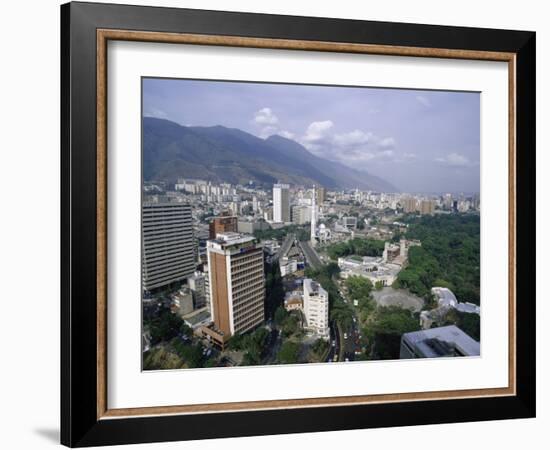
left=209, top=214, right=238, bottom=239
left=206, top=233, right=266, bottom=340
left=273, top=183, right=290, bottom=223
left=292, top=205, right=311, bottom=225
left=187, top=271, right=207, bottom=308
left=142, top=202, right=195, bottom=291
left=400, top=325, right=480, bottom=359
left=303, top=278, right=329, bottom=339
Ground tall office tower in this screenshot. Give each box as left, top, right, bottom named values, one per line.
left=252, top=195, right=258, bottom=212
left=443, top=193, right=453, bottom=209
left=209, top=213, right=238, bottom=239
left=316, top=186, right=326, bottom=205
left=310, top=185, right=317, bottom=245
left=273, top=183, right=290, bottom=223
left=303, top=278, right=329, bottom=339
left=142, top=202, right=195, bottom=291
left=207, top=232, right=265, bottom=337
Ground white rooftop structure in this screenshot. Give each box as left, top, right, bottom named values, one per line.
left=431, top=287, right=480, bottom=314
left=401, top=325, right=480, bottom=358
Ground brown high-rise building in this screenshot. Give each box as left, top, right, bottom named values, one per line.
left=316, top=186, right=326, bottom=205
left=403, top=197, right=418, bottom=213
left=209, top=214, right=238, bottom=239
left=420, top=200, right=435, bottom=215
left=206, top=232, right=265, bottom=339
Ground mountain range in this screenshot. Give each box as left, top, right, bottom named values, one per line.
left=143, top=117, right=397, bottom=192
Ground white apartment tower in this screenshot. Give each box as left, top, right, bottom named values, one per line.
left=273, top=183, right=290, bottom=223
left=142, top=202, right=195, bottom=291
left=207, top=232, right=266, bottom=336
left=310, top=185, right=317, bottom=245
left=303, top=278, right=329, bottom=339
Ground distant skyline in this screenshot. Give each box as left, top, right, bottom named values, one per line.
left=143, top=78, right=480, bottom=193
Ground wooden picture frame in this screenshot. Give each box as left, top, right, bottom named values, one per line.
left=61, top=1, right=535, bottom=447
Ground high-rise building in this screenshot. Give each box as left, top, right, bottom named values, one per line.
left=273, top=183, right=290, bottom=223
left=420, top=200, right=435, bottom=215
left=310, top=185, right=317, bottom=245
left=142, top=202, right=195, bottom=291
left=403, top=197, right=418, bottom=213
left=206, top=232, right=266, bottom=338
left=209, top=213, right=238, bottom=239
left=291, top=205, right=311, bottom=225
left=316, top=186, right=326, bottom=205
left=303, top=278, right=329, bottom=339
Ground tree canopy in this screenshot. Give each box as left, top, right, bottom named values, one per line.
left=326, top=238, right=385, bottom=260
left=368, top=306, right=421, bottom=360
left=396, top=214, right=480, bottom=304
left=277, top=341, right=300, bottom=364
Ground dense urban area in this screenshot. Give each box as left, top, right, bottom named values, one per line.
left=142, top=178, right=481, bottom=370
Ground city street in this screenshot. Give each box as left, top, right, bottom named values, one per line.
left=325, top=321, right=340, bottom=362
left=298, top=240, right=323, bottom=270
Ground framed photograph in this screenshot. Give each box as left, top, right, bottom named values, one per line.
left=61, top=1, right=536, bottom=447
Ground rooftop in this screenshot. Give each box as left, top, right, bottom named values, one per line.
left=432, top=287, right=458, bottom=307
left=209, top=232, right=257, bottom=247
left=402, top=325, right=480, bottom=357
left=304, top=278, right=328, bottom=297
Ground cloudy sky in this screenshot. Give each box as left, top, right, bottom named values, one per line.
left=143, top=78, right=480, bottom=193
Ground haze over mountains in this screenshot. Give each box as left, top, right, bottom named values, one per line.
left=143, top=117, right=397, bottom=192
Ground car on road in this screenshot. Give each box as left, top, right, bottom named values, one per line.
left=344, top=333, right=348, bottom=340
left=331, top=340, right=336, bottom=347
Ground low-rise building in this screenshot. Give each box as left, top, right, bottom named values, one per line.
left=187, top=271, right=207, bottom=309
left=400, top=325, right=480, bottom=358
left=338, top=255, right=400, bottom=287
left=280, top=257, right=298, bottom=277
left=284, top=291, right=303, bottom=311
left=419, top=287, right=481, bottom=329
left=237, top=219, right=270, bottom=234
left=171, top=287, right=194, bottom=317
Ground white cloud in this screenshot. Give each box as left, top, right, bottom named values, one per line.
left=416, top=95, right=431, bottom=107
left=145, top=107, right=169, bottom=119
left=302, top=120, right=334, bottom=143
left=253, top=107, right=279, bottom=125
left=259, top=125, right=278, bottom=138
left=336, top=149, right=396, bottom=164
left=403, top=152, right=417, bottom=159
left=378, top=137, right=396, bottom=148
left=277, top=130, right=295, bottom=139
left=333, top=129, right=372, bottom=147
left=435, top=152, right=476, bottom=167
left=298, top=121, right=397, bottom=166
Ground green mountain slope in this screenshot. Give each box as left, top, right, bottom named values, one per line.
left=143, top=117, right=398, bottom=191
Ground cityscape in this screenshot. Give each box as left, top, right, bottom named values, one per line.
left=142, top=79, right=481, bottom=370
